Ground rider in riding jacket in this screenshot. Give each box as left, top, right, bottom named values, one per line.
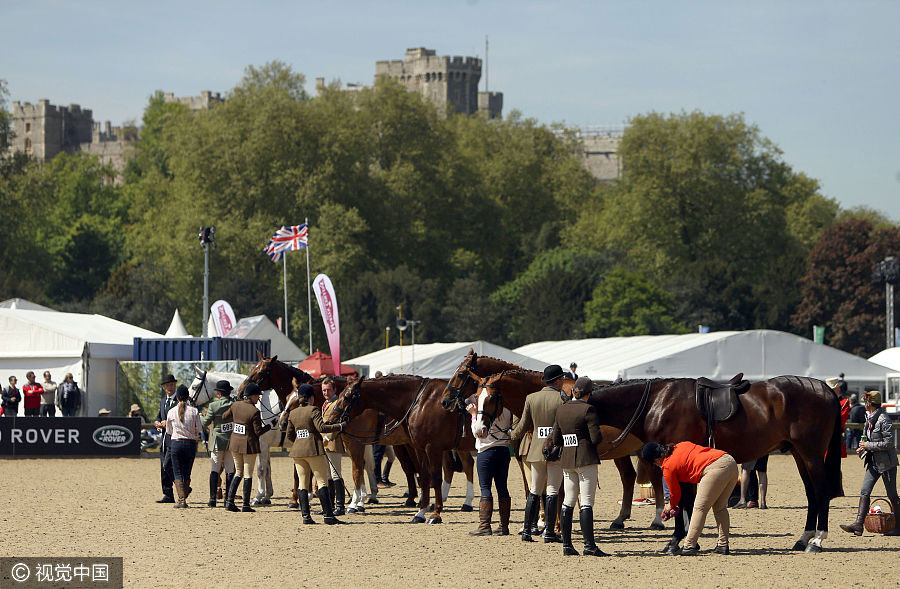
left=201, top=380, right=235, bottom=507
left=222, top=382, right=274, bottom=513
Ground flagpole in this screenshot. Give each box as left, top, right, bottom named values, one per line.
left=283, top=254, right=289, bottom=337
left=305, top=216, right=313, bottom=356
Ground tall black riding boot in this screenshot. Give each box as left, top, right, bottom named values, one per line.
left=521, top=493, right=541, bottom=542
left=299, top=489, right=315, bottom=524
left=886, top=497, right=900, bottom=536
left=580, top=507, right=609, bottom=556
left=224, top=474, right=241, bottom=512
left=382, top=461, right=394, bottom=486
left=333, top=479, right=346, bottom=516
left=840, top=496, right=870, bottom=536
left=317, top=486, right=343, bottom=525
left=560, top=504, right=579, bottom=556
left=542, top=494, right=562, bottom=543
left=241, top=478, right=255, bottom=512
left=208, top=471, right=219, bottom=507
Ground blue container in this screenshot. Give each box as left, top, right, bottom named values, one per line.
left=132, top=337, right=270, bottom=362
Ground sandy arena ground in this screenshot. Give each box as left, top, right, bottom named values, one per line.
left=1, top=453, right=898, bottom=587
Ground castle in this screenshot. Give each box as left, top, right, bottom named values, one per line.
left=7, top=48, right=620, bottom=182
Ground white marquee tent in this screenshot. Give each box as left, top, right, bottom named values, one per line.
left=515, top=330, right=891, bottom=385
left=226, top=315, right=306, bottom=362
left=0, top=307, right=162, bottom=416
left=347, top=340, right=548, bottom=378
left=869, top=347, right=900, bottom=371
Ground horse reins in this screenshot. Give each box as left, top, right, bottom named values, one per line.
left=593, top=379, right=653, bottom=460
left=334, top=378, right=431, bottom=444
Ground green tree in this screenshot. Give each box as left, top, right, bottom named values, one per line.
left=584, top=267, right=689, bottom=336
left=792, top=219, right=900, bottom=356
left=0, top=79, right=12, bottom=152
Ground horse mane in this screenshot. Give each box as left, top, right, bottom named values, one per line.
left=367, top=374, right=422, bottom=384
left=593, top=377, right=689, bottom=392
left=497, top=368, right=543, bottom=380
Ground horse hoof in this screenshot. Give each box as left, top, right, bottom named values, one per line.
left=609, top=521, right=625, bottom=530
left=791, top=540, right=807, bottom=551
left=404, top=498, right=418, bottom=507
left=288, top=503, right=299, bottom=509
left=411, top=516, right=426, bottom=524
left=804, top=543, right=822, bottom=554
left=461, top=504, right=473, bottom=512
left=427, top=517, right=442, bottom=524
left=650, top=522, right=666, bottom=531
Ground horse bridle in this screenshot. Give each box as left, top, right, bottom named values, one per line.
left=441, top=356, right=477, bottom=411
left=190, top=370, right=209, bottom=406
left=476, top=375, right=509, bottom=439
left=249, top=362, right=274, bottom=393
left=330, top=382, right=360, bottom=424
left=330, top=378, right=431, bottom=443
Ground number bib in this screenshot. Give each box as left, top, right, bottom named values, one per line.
left=232, top=423, right=246, bottom=435
left=220, top=423, right=233, bottom=433
left=563, top=434, right=578, bottom=448
left=536, top=426, right=553, bottom=439
left=297, top=429, right=310, bottom=439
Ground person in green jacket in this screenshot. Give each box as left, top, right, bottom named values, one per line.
left=201, top=380, right=235, bottom=507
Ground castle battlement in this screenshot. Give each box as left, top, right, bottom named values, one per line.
left=163, top=90, right=223, bottom=111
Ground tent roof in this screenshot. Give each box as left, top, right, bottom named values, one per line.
left=515, top=330, right=891, bottom=382
left=297, top=350, right=358, bottom=378
left=0, top=308, right=162, bottom=358
left=226, top=315, right=306, bottom=362
left=869, top=347, right=900, bottom=372
left=0, top=298, right=53, bottom=311
left=165, top=309, right=191, bottom=337
left=346, top=340, right=548, bottom=378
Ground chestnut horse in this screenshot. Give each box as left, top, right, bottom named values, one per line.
left=574, top=376, right=843, bottom=552
left=440, top=350, right=666, bottom=531
left=325, top=374, right=480, bottom=524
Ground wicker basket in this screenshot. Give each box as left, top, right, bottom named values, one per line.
left=864, top=498, right=896, bottom=534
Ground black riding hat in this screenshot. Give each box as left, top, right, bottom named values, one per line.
left=160, top=374, right=177, bottom=385
left=175, top=384, right=190, bottom=401
left=542, top=365, right=565, bottom=383
left=243, top=381, right=262, bottom=398
left=296, top=383, right=314, bottom=400
left=214, top=380, right=234, bottom=394
left=640, top=442, right=665, bottom=463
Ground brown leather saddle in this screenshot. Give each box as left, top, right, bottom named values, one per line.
left=695, top=373, right=750, bottom=445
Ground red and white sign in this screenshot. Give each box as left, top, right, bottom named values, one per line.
left=312, top=274, right=341, bottom=375
left=211, top=300, right=237, bottom=337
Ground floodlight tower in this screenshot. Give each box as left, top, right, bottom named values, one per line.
left=199, top=226, right=215, bottom=337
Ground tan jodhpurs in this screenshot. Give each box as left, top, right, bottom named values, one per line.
left=232, top=451, right=258, bottom=479
left=685, top=454, right=739, bottom=547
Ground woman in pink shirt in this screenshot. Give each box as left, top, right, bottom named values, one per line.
left=165, top=385, right=201, bottom=508
left=641, top=441, right=738, bottom=555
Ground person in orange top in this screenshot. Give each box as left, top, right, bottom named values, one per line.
left=641, top=441, right=738, bottom=555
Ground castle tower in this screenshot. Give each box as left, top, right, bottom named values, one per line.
left=375, top=47, right=502, bottom=118
left=11, top=100, right=94, bottom=161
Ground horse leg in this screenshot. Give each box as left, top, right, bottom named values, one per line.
left=364, top=444, right=379, bottom=503
left=645, top=459, right=666, bottom=530
left=460, top=451, right=475, bottom=511
left=252, top=442, right=271, bottom=506
left=790, top=450, right=818, bottom=551
left=798, top=452, right=831, bottom=553
left=394, top=444, right=419, bottom=507
left=348, top=443, right=365, bottom=513
left=436, top=452, right=452, bottom=511
left=289, top=467, right=299, bottom=509
left=610, top=456, right=635, bottom=530
left=411, top=448, right=430, bottom=523
left=426, top=445, right=444, bottom=524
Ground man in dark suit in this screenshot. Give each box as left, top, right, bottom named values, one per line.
left=153, top=374, right=178, bottom=503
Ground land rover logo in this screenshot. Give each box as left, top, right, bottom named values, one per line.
left=93, top=425, right=133, bottom=448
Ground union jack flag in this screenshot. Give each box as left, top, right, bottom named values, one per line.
left=263, top=223, right=308, bottom=262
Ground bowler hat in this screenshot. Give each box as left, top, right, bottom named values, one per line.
left=296, top=383, right=314, bottom=399
left=542, top=365, right=565, bottom=383
left=175, top=384, right=190, bottom=401
left=243, top=381, right=262, bottom=398
left=214, top=380, right=234, bottom=394
left=641, top=442, right=665, bottom=463
left=160, top=374, right=177, bottom=385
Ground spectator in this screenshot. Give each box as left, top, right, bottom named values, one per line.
left=735, top=456, right=768, bottom=509
left=98, top=408, right=111, bottom=417
left=166, top=384, right=201, bottom=508
left=564, top=362, right=578, bottom=380
left=40, top=371, right=57, bottom=417
left=321, top=377, right=346, bottom=516
left=847, top=393, right=865, bottom=451
left=154, top=374, right=179, bottom=504
left=2, top=376, right=21, bottom=417
left=58, top=373, right=82, bottom=416
left=22, top=371, right=44, bottom=416
left=129, top=403, right=147, bottom=424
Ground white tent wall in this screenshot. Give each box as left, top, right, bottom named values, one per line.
left=516, top=330, right=890, bottom=386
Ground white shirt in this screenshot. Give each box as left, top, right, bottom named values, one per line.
left=472, top=407, right=513, bottom=452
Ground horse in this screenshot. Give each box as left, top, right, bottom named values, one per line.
left=325, top=374, right=481, bottom=524
left=188, top=368, right=244, bottom=407
left=572, top=376, right=843, bottom=552
left=440, top=350, right=666, bottom=531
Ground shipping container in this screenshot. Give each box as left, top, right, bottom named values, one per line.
left=132, top=337, right=270, bottom=362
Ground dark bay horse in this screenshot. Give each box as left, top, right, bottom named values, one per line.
left=243, top=354, right=422, bottom=506
left=325, top=374, right=479, bottom=524
left=578, top=376, right=843, bottom=552
left=441, top=350, right=666, bottom=531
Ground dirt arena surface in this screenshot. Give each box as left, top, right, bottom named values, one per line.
left=1, top=453, right=897, bottom=588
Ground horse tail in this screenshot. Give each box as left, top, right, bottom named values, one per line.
left=824, top=382, right=844, bottom=499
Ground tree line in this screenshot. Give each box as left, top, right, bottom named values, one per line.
left=1, top=64, right=897, bottom=359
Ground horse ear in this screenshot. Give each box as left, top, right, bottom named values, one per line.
left=271, top=355, right=278, bottom=362
left=257, top=350, right=264, bottom=361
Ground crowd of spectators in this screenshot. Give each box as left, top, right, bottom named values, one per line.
left=1, top=372, right=82, bottom=417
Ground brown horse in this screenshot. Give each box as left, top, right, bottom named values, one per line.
left=571, top=376, right=843, bottom=552
left=325, top=374, right=479, bottom=524
left=440, top=350, right=666, bottom=531
left=243, top=354, right=422, bottom=507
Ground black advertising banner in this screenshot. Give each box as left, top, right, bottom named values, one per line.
left=0, top=417, right=141, bottom=456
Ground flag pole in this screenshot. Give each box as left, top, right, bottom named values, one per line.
left=283, top=254, right=289, bottom=337
left=305, top=217, right=313, bottom=356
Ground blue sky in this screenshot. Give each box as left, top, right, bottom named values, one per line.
left=3, top=0, right=898, bottom=219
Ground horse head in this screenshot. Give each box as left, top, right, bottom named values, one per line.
left=471, top=372, right=505, bottom=438
left=188, top=368, right=210, bottom=407
left=324, top=375, right=363, bottom=425
left=241, top=353, right=281, bottom=396
left=441, top=349, right=479, bottom=412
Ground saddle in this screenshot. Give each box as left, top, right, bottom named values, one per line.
left=695, top=373, right=750, bottom=445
